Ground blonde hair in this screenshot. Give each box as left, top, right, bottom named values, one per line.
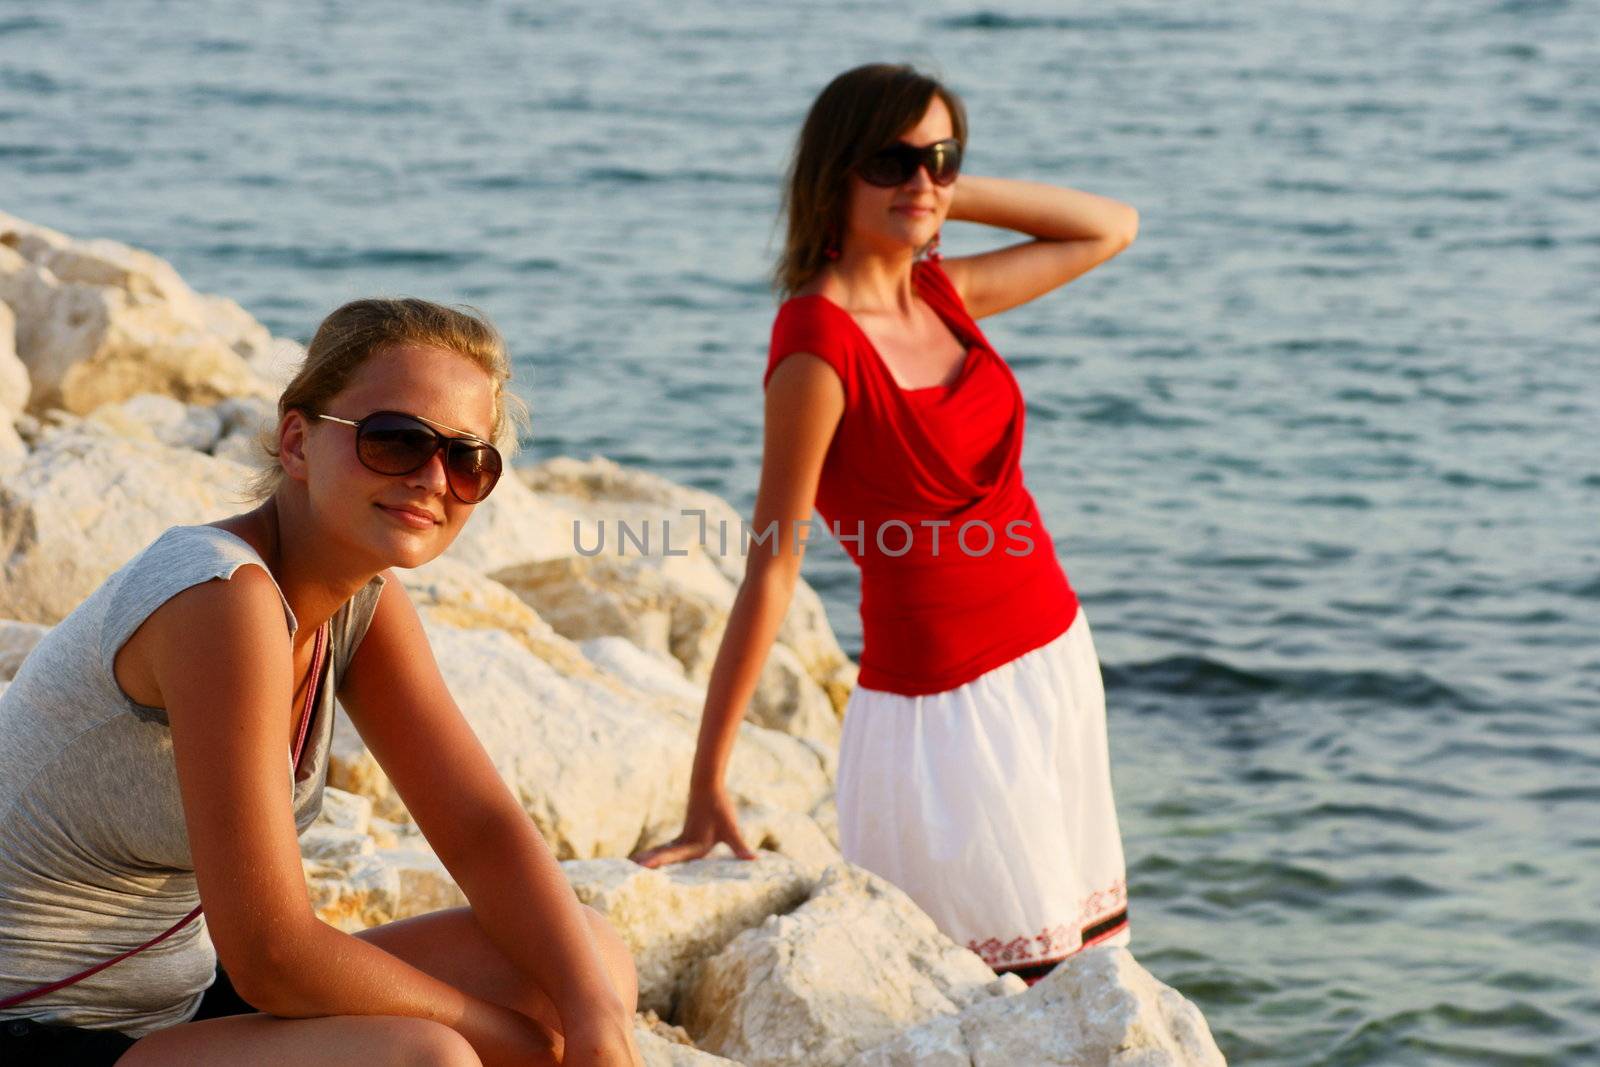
left=245, top=297, right=530, bottom=501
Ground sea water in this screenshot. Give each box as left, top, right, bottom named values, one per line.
left=4, top=2, right=1596, bottom=1062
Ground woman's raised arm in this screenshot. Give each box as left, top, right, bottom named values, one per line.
left=940, top=174, right=1139, bottom=320
left=631, top=351, right=845, bottom=869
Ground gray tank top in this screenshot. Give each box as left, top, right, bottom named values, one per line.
left=0, top=524, right=384, bottom=1037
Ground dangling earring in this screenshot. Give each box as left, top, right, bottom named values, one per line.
left=825, top=243, right=841, bottom=261
left=923, top=229, right=943, bottom=262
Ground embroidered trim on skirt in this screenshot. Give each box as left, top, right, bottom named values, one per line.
left=836, top=609, right=1130, bottom=972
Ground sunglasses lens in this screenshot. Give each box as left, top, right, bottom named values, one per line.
left=858, top=141, right=961, bottom=188
left=358, top=414, right=439, bottom=475
left=858, top=146, right=916, bottom=187
left=445, top=441, right=502, bottom=503
left=928, top=141, right=961, bottom=185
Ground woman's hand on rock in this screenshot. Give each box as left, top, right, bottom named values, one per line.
left=629, top=786, right=756, bottom=868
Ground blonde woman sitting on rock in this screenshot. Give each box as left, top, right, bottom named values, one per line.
left=0, top=299, right=643, bottom=1067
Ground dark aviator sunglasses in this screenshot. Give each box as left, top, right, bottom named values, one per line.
left=314, top=410, right=503, bottom=504
left=856, top=138, right=962, bottom=188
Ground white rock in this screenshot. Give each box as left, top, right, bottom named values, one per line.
left=0, top=215, right=274, bottom=415
left=0, top=214, right=72, bottom=262
left=396, top=555, right=602, bottom=683
left=564, top=855, right=815, bottom=1018
left=747, top=641, right=840, bottom=749
left=523, top=455, right=751, bottom=586
left=495, top=554, right=840, bottom=753
left=0, top=263, right=267, bottom=415
left=847, top=1014, right=970, bottom=1067
left=396, top=558, right=839, bottom=835
left=681, top=865, right=1013, bottom=1067
left=329, top=618, right=830, bottom=862
left=368, top=816, right=412, bottom=850
left=494, top=555, right=688, bottom=667
left=0, top=216, right=271, bottom=380
left=579, top=635, right=705, bottom=706
left=312, top=787, right=373, bottom=835
left=443, top=469, right=579, bottom=574
left=379, top=846, right=468, bottom=917
left=0, top=212, right=200, bottom=311
left=245, top=336, right=307, bottom=393
left=0, top=431, right=254, bottom=624
left=0, top=419, right=23, bottom=478
left=524, top=455, right=855, bottom=713
left=195, top=293, right=274, bottom=362
left=727, top=805, right=843, bottom=880
left=299, top=825, right=377, bottom=863
left=635, top=1024, right=741, bottom=1066
left=0, top=619, right=49, bottom=680
left=849, top=946, right=1227, bottom=1067
left=808, top=796, right=840, bottom=850
left=301, top=844, right=467, bottom=932
left=213, top=431, right=263, bottom=467
left=87, top=393, right=225, bottom=452
left=0, top=299, right=29, bottom=415
left=304, top=854, right=401, bottom=932
left=215, top=395, right=277, bottom=439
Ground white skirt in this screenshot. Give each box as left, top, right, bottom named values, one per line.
left=836, top=610, right=1130, bottom=972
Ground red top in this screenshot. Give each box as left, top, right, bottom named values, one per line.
left=764, top=260, right=1079, bottom=696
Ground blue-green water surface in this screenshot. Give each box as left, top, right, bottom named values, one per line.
left=4, top=3, right=1597, bottom=1062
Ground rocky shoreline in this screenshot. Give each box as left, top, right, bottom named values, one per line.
left=0, top=210, right=1226, bottom=1065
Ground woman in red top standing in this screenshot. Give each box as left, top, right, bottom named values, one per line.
left=635, top=63, right=1140, bottom=982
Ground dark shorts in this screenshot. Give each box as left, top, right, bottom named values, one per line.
left=0, top=964, right=255, bottom=1066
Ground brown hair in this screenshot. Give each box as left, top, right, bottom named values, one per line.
left=245, top=297, right=530, bottom=501
left=774, top=64, right=968, bottom=298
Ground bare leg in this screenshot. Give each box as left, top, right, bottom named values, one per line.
left=118, top=1013, right=481, bottom=1066
left=353, top=903, right=640, bottom=1036
left=116, top=905, right=634, bottom=1066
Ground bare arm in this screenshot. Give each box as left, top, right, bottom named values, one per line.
left=153, top=569, right=585, bottom=1067
left=337, top=577, right=641, bottom=1067
left=632, top=352, right=846, bottom=868
left=940, top=174, right=1140, bottom=319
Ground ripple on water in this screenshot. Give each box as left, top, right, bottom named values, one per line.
left=1264, top=801, right=1476, bottom=835
left=1321, top=999, right=1578, bottom=1067
left=0, top=16, right=56, bottom=35
left=1105, top=654, right=1479, bottom=712
left=200, top=243, right=478, bottom=271
left=186, top=85, right=434, bottom=117
left=933, top=11, right=1236, bottom=32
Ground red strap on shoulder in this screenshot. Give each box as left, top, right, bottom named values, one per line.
left=0, top=622, right=331, bottom=1011
left=291, top=622, right=329, bottom=777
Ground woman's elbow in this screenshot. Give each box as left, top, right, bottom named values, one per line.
left=1117, top=206, right=1140, bottom=247
left=214, top=923, right=321, bottom=1017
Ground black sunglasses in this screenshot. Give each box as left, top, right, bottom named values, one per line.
left=314, top=410, right=503, bottom=504
left=857, top=138, right=963, bottom=188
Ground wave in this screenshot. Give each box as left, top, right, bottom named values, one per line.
left=1103, top=654, right=1479, bottom=711
left=935, top=12, right=1234, bottom=33
left=201, top=243, right=477, bottom=271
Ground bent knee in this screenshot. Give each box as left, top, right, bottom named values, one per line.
left=383, top=1017, right=480, bottom=1067
left=582, top=905, right=639, bottom=1008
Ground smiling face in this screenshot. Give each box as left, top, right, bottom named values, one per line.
left=842, top=94, right=957, bottom=258
left=284, top=342, right=498, bottom=570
